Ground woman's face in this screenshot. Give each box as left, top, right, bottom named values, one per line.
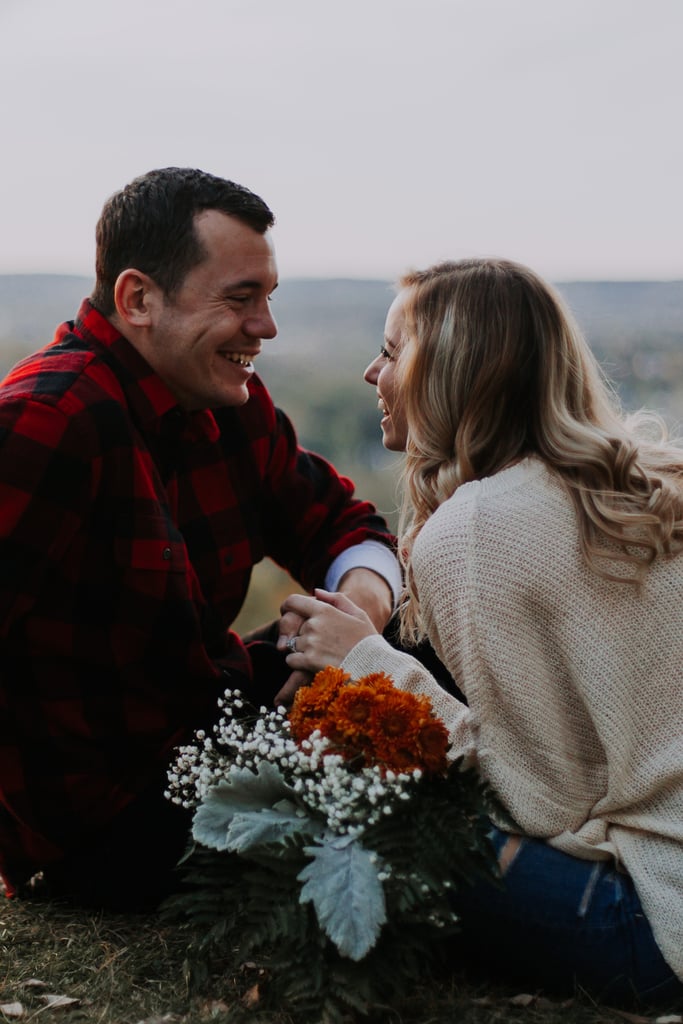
left=363, top=290, right=410, bottom=452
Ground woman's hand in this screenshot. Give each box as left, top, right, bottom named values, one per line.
left=277, top=588, right=378, bottom=680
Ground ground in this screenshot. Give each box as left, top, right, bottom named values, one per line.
left=1, top=883, right=680, bottom=1024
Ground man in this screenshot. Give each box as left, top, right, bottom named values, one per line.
left=0, top=168, right=399, bottom=909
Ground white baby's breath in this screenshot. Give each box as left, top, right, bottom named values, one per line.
left=166, top=687, right=421, bottom=835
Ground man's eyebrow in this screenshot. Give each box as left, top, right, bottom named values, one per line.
left=221, top=279, right=279, bottom=295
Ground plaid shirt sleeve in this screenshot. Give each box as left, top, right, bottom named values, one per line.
left=224, top=375, right=395, bottom=591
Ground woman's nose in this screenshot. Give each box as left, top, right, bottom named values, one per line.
left=363, top=356, right=380, bottom=384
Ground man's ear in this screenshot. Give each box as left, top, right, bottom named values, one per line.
left=113, top=269, right=160, bottom=328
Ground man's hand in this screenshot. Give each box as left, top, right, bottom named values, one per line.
left=277, top=588, right=378, bottom=678
left=273, top=569, right=393, bottom=706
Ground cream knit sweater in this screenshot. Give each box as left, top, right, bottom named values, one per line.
left=342, top=457, right=683, bottom=979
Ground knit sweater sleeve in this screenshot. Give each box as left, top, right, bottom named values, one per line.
left=340, top=471, right=493, bottom=762
left=341, top=634, right=476, bottom=761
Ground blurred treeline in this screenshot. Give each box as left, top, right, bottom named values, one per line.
left=2, top=274, right=683, bottom=631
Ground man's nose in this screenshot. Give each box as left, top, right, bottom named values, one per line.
left=245, top=306, right=277, bottom=340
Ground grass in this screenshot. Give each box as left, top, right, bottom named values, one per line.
left=2, top=883, right=680, bottom=1024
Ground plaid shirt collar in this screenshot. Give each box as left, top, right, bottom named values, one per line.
left=60, top=298, right=220, bottom=443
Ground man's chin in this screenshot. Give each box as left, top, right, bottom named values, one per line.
left=214, top=384, right=252, bottom=409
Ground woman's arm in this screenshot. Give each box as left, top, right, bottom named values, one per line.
left=277, top=589, right=474, bottom=759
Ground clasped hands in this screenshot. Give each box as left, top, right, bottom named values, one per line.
left=273, top=568, right=392, bottom=706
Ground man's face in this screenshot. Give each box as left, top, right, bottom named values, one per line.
left=147, top=210, right=279, bottom=410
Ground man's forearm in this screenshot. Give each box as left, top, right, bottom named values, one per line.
left=324, top=539, right=401, bottom=611
left=336, top=567, right=394, bottom=633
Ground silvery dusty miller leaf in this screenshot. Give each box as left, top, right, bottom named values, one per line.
left=225, top=800, right=320, bottom=853
left=298, top=836, right=387, bottom=960
left=192, top=762, right=295, bottom=851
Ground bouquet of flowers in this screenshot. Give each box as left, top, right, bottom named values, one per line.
left=164, top=667, right=498, bottom=1022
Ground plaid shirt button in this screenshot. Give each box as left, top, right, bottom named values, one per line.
left=162, top=547, right=172, bottom=560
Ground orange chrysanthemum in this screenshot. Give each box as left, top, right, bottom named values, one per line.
left=415, top=719, right=450, bottom=774
left=289, top=666, right=349, bottom=741
left=354, top=671, right=397, bottom=693
left=288, top=666, right=450, bottom=776
left=329, top=685, right=375, bottom=737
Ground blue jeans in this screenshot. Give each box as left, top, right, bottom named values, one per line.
left=452, top=827, right=683, bottom=1006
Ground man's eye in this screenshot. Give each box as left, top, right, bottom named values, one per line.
left=380, top=345, right=394, bottom=361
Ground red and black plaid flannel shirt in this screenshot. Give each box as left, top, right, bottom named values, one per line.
left=0, top=300, right=394, bottom=894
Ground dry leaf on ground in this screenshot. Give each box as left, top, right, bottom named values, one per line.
left=133, top=1016, right=181, bottom=1024
left=0, top=1003, right=25, bottom=1019
left=509, top=994, right=537, bottom=1007
left=39, top=994, right=81, bottom=1009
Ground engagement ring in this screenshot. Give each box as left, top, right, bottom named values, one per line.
left=285, top=635, right=298, bottom=654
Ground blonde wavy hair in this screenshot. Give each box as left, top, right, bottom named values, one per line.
left=396, top=258, right=683, bottom=641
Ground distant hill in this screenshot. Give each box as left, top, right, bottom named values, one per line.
left=1, top=274, right=682, bottom=428
left=2, top=273, right=683, bottom=352
left=553, top=280, right=683, bottom=349
left=0, top=274, right=396, bottom=353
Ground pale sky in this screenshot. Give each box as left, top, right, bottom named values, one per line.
left=1, top=0, right=681, bottom=282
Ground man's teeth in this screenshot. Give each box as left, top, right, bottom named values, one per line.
left=225, top=352, right=253, bottom=366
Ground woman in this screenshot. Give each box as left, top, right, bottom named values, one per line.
left=279, top=258, right=683, bottom=1004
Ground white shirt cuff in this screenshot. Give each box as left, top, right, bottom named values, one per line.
left=324, top=540, right=402, bottom=608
